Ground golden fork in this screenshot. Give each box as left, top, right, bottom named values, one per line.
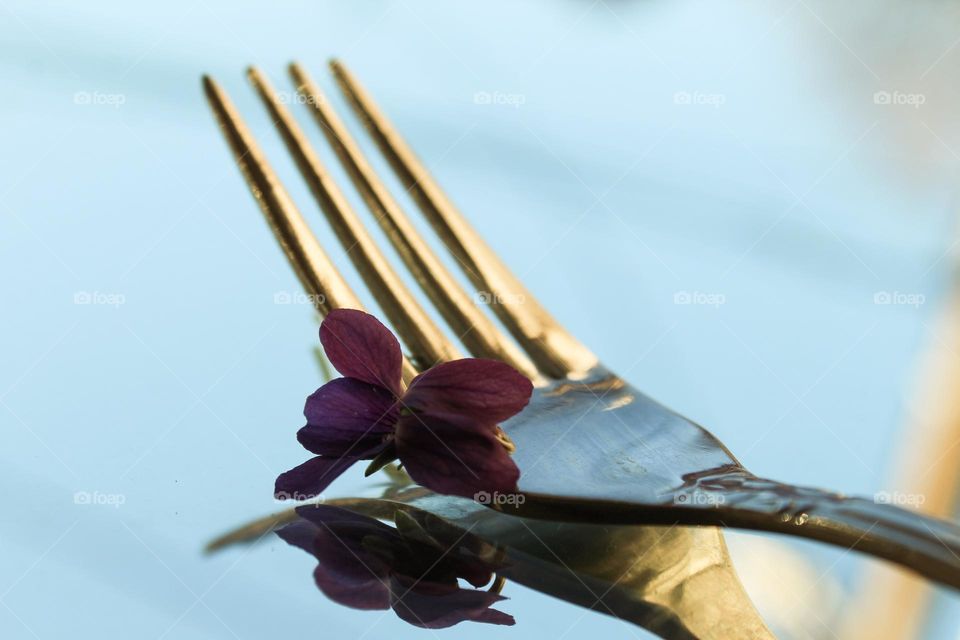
left=203, top=60, right=779, bottom=638
left=202, top=59, right=959, bottom=614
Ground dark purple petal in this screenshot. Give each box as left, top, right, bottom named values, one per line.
left=395, top=414, right=521, bottom=499
left=320, top=309, right=403, bottom=395
left=311, top=523, right=394, bottom=610
left=295, top=505, right=397, bottom=539
left=390, top=576, right=515, bottom=628
left=285, top=507, right=396, bottom=610
left=313, top=560, right=390, bottom=611
left=274, top=455, right=358, bottom=501
left=446, top=553, right=496, bottom=589
left=469, top=607, right=516, bottom=626
left=299, top=378, right=398, bottom=456
left=276, top=519, right=320, bottom=554
left=404, top=359, right=532, bottom=424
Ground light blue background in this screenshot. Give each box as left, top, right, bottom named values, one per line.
left=2, top=1, right=959, bottom=638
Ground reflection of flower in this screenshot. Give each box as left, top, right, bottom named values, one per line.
left=278, top=505, right=515, bottom=628
left=275, top=309, right=533, bottom=500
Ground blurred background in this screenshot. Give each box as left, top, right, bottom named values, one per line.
left=3, top=0, right=960, bottom=637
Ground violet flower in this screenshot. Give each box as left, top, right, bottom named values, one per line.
left=275, top=309, right=533, bottom=501
left=277, top=505, right=515, bottom=628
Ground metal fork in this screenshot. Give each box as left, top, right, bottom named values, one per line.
left=202, top=61, right=960, bottom=591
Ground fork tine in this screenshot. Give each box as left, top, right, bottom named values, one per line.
left=245, top=66, right=460, bottom=371
left=288, top=62, right=540, bottom=382
left=202, top=75, right=419, bottom=382
left=329, top=60, right=598, bottom=379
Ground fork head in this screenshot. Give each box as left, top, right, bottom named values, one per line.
left=200, top=58, right=754, bottom=518
left=203, top=60, right=745, bottom=502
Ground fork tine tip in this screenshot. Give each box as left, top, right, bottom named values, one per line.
left=201, top=75, right=226, bottom=104
left=288, top=61, right=308, bottom=84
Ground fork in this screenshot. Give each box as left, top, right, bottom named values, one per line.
left=202, top=60, right=960, bottom=592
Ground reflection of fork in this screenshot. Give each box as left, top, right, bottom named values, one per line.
left=203, top=60, right=960, bottom=592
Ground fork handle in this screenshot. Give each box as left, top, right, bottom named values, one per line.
left=668, top=470, right=960, bottom=590
left=519, top=468, right=960, bottom=590
left=697, top=472, right=960, bottom=590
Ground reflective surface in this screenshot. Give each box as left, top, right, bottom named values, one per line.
left=276, top=505, right=515, bottom=628
left=212, top=487, right=771, bottom=639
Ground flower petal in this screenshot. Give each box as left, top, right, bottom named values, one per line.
left=445, top=552, right=495, bottom=589
left=390, top=577, right=515, bottom=628
left=295, top=505, right=397, bottom=538
left=320, top=309, right=403, bottom=394
left=404, top=359, right=532, bottom=424
left=395, top=414, right=521, bottom=499
left=313, top=558, right=390, bottom=611
left=298, top=378, right=398, bottom=456
left=274, top=455, right=358, bottom=501
left=275, top=519, right=319, bottom=554
left=310, top=526, right=393, bottom=610
left=284, top=507, right=398, bottom=611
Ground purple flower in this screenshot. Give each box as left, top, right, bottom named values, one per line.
left=275, top=309, right=533, bottom=500
left=277, top=505, right=515, bottom=628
